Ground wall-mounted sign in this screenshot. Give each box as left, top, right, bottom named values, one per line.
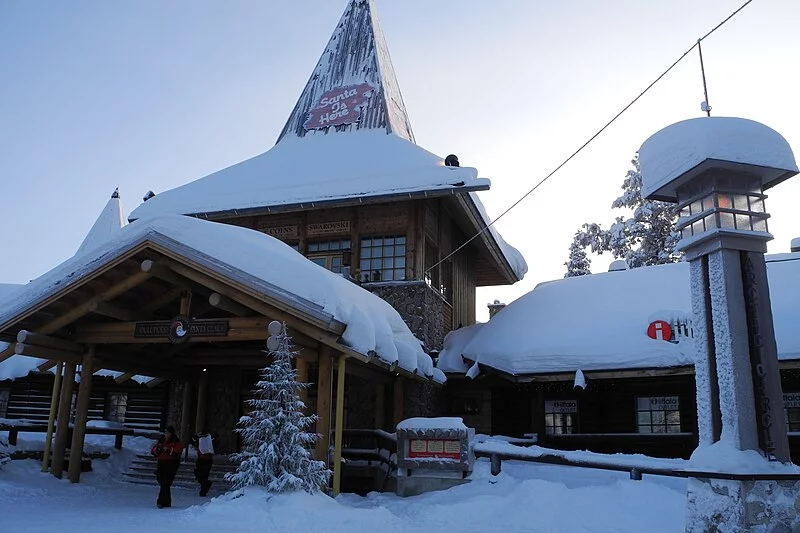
left=545, top=400, right=578, bottom=414
left=307, top=220, right=351, bottom=236
left=784, top=393, right=800, bottom=409
left=303, top=83, right=375, bottom=130
left=647, top=320, right=673, bottom=342
left=648, top=396, right=679, bottom=411
left=408, top=439, right=461, bottom=460
left=134, top=319, right=229, bottom=341
left=261, top=225, right=299, bottom=239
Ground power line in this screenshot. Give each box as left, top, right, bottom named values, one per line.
left=426, top=0, right=755, bottom=275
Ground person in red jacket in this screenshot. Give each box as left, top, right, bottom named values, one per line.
left=150, top=426, right=184, bottom=508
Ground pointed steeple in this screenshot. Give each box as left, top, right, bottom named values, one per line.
left=277, top=0, right=415, bottom=144
left=76, top=188, right=127, bottom=256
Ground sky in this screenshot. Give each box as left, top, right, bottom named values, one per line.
left=1, top=0, right=798, bottom=322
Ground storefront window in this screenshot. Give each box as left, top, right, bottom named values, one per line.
left=544, top=400, right=577, bottom=435
left=636, top=396, right=681, bottom=433
left=783, top=392, right=800, bottom=432
left=359, top=236, right=406, bottom=282
left=105, top=392, right=128, bottom=423
left=307, top=239, right=351, bottom=274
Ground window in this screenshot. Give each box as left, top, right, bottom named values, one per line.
left=0, top=389, right=9, bottom=418
left=636, top=396, right=681, bottom=433
left=359, top=236, right=406, bottom=282
left=783, top=393, right=800, bottom=432
left=307, top=239, right=351, bottom=275
left=105, top=392, right=128, bottom=423
left=544, top=400, right=577, bottom=435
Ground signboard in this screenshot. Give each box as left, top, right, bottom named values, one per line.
left=647, top=320, right=673, bottom=342
left=134, top=319, right=229, bottom=341
left=648, top=396, right=679, bottom=411
left=545, top=400, right=578, bottom=414
left=784, top=393, right=800, bottom=409
left=168, top=316, right=191, bottom=344
left=407, top=439, right=461, bottom=460
left=303, top=83, right=374, bottom=130
left=307, top=220, right=351, bottom=236
left=261, top=225, right=298, bottom=239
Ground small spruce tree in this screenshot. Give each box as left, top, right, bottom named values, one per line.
left=564, top=232, right=592, bottom=277
left=226, top=323, right=330, bottom=493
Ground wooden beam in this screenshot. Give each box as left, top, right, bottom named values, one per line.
left=0, top=344, right=16, bottom=363
left=88, top=301, right=141, bottom=321
left=15, top=343, right=82, bottom=365
left=41, top=362, right=63, bottom=472
left=113, top=371, right=137, bottom=384
left=375, top=382, right=386, bottom=431
left=51, top=362, right=76, bottom=479
left=140, top=287, right=183, bottom=313
left=393, top=376, right=404, bottom=428
left=68, top=346, right=96, bottom=483
left=208, top=292, right=250, bottom=316
left=146, top=377, right=167, bottom=388
left=195, top=370, right=209, bottom=432
left=180, top=290, right=193, bottom=316
left=71, top=316, right=273, bottom=344
left=140, top=259, right=199, bottom=291
left=332, top=355, right=346, bottom=496
left=315, top=347, right=333, bottom=465
left=41, top=270, right=152, bottom=334
left=16, top=331, right=82, bottom=353
left=296, top=357, right=309, bottom=408
left=180, top=381, right=194, bottom=448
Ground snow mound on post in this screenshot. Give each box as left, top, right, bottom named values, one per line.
left=640, top=117, right=798, bottom=200
left=397, top=417, right=466, bottom=431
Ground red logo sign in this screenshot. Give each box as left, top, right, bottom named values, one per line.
left=303, top=83, right=374, bottom=130
left=647, top=320, right=673, bottom=342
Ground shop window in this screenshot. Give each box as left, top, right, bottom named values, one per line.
left=105, top=392, right=128, bottom=423
left=783, top=392, right=800, bottom=432
left=359, top=236, right=406, bottom=282
left=636, top=396, right=681, bottom=433
left=307, top=239, right=351, bottom=275
left=544, top=400, right=577, bottom=435
left=0, top=389, right=9, bottom=418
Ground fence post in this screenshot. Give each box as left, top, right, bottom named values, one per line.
left=490, top=454, right=502, bottom=476
left=630, top=468, right=642, bottom=481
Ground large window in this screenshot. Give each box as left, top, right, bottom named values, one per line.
left=636, top=396, right=681, bottom=433
left=783, top=393, right=800, bottom=432
left=359, top=236, right=406, bottom=282
left=105, top=392, right=128, bottom=423
left=545, top=400, right=577, bottom=435
left=0, top=389, right=9, bottom=418
left=307, top=239, right=351, bottom=275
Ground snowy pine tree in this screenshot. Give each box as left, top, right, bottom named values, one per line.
left=570, top=155, right=681, bottom=269
left=564, top=232, right=592, bottom=277
left=0, top=434, right=10, bottom=469
left=226, top=323, right=330, bottom=493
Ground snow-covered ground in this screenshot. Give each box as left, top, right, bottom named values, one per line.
left=0, top=441, right=688, bottom=533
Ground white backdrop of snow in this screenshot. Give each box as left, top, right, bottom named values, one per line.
left=0, top=215, right=441, bottom=381
left=639, top=116, right=798, bottom=200
left=438, top=252, right=800, bottom=375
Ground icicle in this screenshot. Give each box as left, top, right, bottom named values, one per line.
left=574, top=369, right=587, bottom=390
left=466, top=360, right=481, bottom=380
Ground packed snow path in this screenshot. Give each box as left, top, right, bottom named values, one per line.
left=0, top=456, right=687, bottom=533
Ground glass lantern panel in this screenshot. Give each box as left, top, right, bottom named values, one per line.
left=735, top=213, right=752, bottom=231
left=719, top=211, right=735, bottom=229
left=681, top=228, right=693, bottom=240
left=750, top=198, right=765, bottom=213
left=703, top=214, right=717, bottom=231
left=753, top=218, right=768, bottom=232
left=690, top=200, right=702, bottom=216
left=716, top=193, right=733, bottom=209
left=733, top=194, right=749, bottom=211
left=692, top=219, right=704, bottom=235
left=701, top=195, right=715, bottom=211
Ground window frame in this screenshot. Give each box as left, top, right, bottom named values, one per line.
left=306, top=238, right=351, bottom=275
left=104, top=392, right=128, bottom=424
left=358, top=235, right=407, bottom=283
left=544, top=399, right=578, bottom=435
left=635, top=395, right=681, bottom=434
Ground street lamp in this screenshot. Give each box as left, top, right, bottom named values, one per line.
left=640, top=116, right=799, bottom=531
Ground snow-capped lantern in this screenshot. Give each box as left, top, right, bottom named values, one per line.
left=792, top=237, right=800, bottom=253
left=639, top=117, right=798, bottom=257
left=608, top=259, right=629, bottom=272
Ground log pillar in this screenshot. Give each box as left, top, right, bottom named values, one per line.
left=41, top=362, right=64, bottom=472
left=296, top=357, right=309, bottom=408
left=314, top=347, right=333, bottom=466
left=68, top=346, right=96, bottom=483
left=194, top=370, right=209, bottom=432
left=180, top=381, right=194, bottom=454
left=375, top=382, right=386, bottom=430
left=51, top=362, right=76, bottom=478
left=332, top=356, right=347, bottom=496
left=392, top=376, right=404, bottom=428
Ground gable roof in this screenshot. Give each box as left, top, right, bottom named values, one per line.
left=76, top=188, right=126, bottom=256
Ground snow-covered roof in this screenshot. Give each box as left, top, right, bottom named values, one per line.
left=0, top=215, right=443, bottom=382
left=640, top=117, right=798, bottom=201
left=440, top=252, right=800, bottom=376
left=76, top=188, right=127, bottom=255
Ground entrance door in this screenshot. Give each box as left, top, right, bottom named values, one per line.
left=491, top=386, right=533, bottom=437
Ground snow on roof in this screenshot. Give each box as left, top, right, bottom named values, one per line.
left=437, top=322, right=486, bottom=373
left=0, top=215, right=441, bottom=382
left=396, top=417, right=466, bottom=431
left=128, top=131, right=485, bottom=220
left=640, top=117, right=799, bottom=201
left=76, top=188, right=127, bottom=256
left=470, top=193, right=528, bottom=280
left=447, top=253, right=800, bottom=376
left=0, top=284, right=39, bottom=381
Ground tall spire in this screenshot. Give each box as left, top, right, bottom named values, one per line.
left=277, top=0, right=415, bottom=144
left=76, top=188, right=127, bottom=256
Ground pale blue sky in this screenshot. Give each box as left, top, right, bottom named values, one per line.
left=1, top=1, right=798, bottom=320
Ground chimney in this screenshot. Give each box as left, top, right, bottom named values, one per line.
left=487, top=299, right=506, bottom=319
left=608, top=259, right=629, bottom=272
left=792, top=237, right=800, bottom=253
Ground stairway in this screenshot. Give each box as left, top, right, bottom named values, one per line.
left=121, top=454, right=237, bottom=493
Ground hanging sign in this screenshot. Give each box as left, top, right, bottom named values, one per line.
left=134, top=318, right=230, bottom=342
left=407, top=439, right=461, bottom=460
left=545, top=400, right=578, bottom=414
left=307, top=220, right=351, bottom=236
left=783, top=393, right=800, bottom=409
left=647, top=320, right=673, bottom=342
left=648, top=396, right=679, bottom=411
left=303, top=83, right=375, bottom=130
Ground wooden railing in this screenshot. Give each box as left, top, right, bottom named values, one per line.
left=340, top=429, right=398, bottom=491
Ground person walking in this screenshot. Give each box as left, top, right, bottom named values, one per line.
left=150, top=426, right=184, bottom=508
left=191, top=428, right=215, bottom=496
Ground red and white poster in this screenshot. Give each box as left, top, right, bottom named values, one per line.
left=647, top=320, right=672, bottom=342
left=408, top=439, right=461, bottom=460
left=303, top=83, right=374, bottom=130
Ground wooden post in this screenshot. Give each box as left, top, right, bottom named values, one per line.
left=51, top=362, right=76, bottom=478
left=194, top=370, right=209, bottom=433
left=314, top=347, right=333, bottom=465
left=296, top=357, right=309, bottom=408
left=180, top=381, right=194, bottom=459
left=375, top=382, right=386, bottom=430
left=393, top=376, right=404, bottom=429
left=68, top=346, right=96, bottom=483
left=332, top=356, right=346, bottom=496
left=180, top=290, right=193, bottom=316
left=41, top=362, right=64, bottom=472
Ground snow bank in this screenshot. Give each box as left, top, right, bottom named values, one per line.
left=0, top=215, right=440, bottom=381
left=689, top=441, right=800, bottom=474
left=640, top=117, right=798, bottom=200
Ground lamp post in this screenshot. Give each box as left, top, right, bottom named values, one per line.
left=639, top=116, right=799, bottom=531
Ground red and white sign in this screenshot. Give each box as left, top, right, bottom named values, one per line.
left=647, top=320, right=672, bottom=342
left=303, top=83, right=374, bottom=130
left=408, top=439, right=461, bottom=460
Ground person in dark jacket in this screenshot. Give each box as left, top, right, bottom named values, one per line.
left=150, top=426, right=184, bottom=508
left=190, top=428, right=215, bottom=496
